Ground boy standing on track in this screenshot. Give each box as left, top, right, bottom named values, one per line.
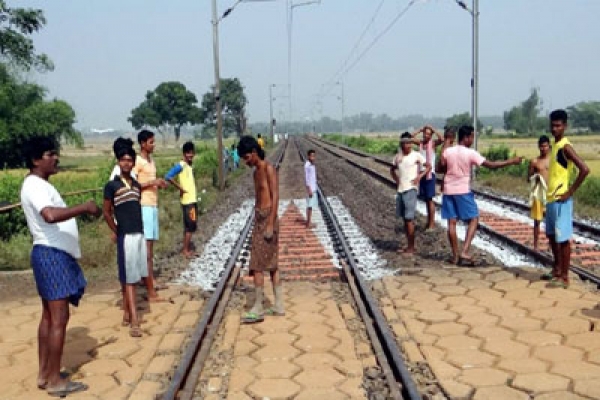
left=544, top=110, right=589, bottom=288
left=103, top=138, right=147, bottom=338
left=439, top=125, right=522, bottom=266
left=237, top=136, right=283, bottom=323
left=165, top=141, right=199, bottom=258
left=390, top=132, right=431, bottom=255
left=304, top=149, right=317, bottom=228
left=528, top=135, right=551, bottom=251
left=133, top=130, right=168, bottom=302
left=21, top=136, right=101, bottom=397
left=436, top=126, right=457, bottom=194
left=412, top=125, right=444, bottom=229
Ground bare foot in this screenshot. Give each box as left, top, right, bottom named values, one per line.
left=397, top=248, right=415, bottom=256
left=148, top=296, right=168, bottom=303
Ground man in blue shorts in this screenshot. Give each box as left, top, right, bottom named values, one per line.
left=439, top=126, right=522, bottom=265
left=20, top=136, right=101, bottom=397
left=544, top=110, right=589, bottom=288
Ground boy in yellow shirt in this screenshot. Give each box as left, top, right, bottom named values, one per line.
left=166, top=141, right=198, bottom=258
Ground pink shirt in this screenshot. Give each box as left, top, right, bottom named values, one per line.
left=442, top=145, right=485, bottom=195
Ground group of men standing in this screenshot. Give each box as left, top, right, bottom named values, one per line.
left=390, top=109, right=589, bottom=288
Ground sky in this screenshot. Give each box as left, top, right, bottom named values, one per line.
left=16, top=0, right=600, bottom=131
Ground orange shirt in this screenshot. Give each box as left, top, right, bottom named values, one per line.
left=134, top=155, right=158, bottom=206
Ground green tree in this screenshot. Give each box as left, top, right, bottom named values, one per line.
left=0, top=1, right=53, bottom=71
left=445, top=112, right=482, bottom=130
left=0, top=64, right=80, bottom=168
left=567, top=101, right=600, bottom=132
left=503, top=88, right=546, bottom=134
left=129, top=81, right=201, bottom=143
left=199, top=78, right=247, bottom=138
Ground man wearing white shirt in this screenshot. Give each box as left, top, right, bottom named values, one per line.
left=304, top=149, right=317, bottom=228
left=20, top=136, right=101, bottom=397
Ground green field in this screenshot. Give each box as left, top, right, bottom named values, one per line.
left=0, top=139, right=237, bottom=271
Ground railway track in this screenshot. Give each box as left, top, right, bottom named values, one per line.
left=306, top=135, right=600, bottom=288
left=162, top=138, right=423, bottom=400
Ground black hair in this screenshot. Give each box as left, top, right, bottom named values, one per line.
left=137, top=129, right=154, bottom=144
left=307, top=149, right=315, bottom=156
left=550, top=109, right=568, bottom=123
left=231, top=143, right=236, bottom=150
left=23, top=136, right=58, bottom=169
left=182, top=141, right=195, bottom=154
left=444, top=126, right=457, bottom=137
left=538, top=135, right=550, bottom=146
left=113, top=137, right=136, bottom=160
left=400, top=132, right=411, bottom=140
left=237, top=135, right=265, bottom=160
left=458, top=125, right=474, bottom=142
left=257, top=134, right=262, bottom=138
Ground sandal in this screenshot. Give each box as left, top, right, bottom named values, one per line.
left=241, top=312, right=264, bottom=324
left=457, top=257, right=476, bottom=267
left=129, top=325, right=143, bottom=338
left=547, top=278, right=569, bottom=289
left=265, top=307, right=285, bottom=317
left=540, top=272, right=555, bottom=281
left=47, top=381, right=88, bottom=397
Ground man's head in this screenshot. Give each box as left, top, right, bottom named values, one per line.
left=550, top=109, right=568, bottom=140
left=423, top=126, right=433, bottom=143
left=307, top=149, right=316, bottom=163
left=182, top=141, right=195, bottom=164
left=237, top=136, right=265, bottom=167
left=458, top=125, right=475, bottom=147
left=113, top=137, right=136, bottom=175
left=137, top=129, right=156, bottom=153
left=23, top=136, right=60, bottom=175
left=538, top=135, right=551, bottom=157
left=257, top=134, right=262, bottom=139
left=400, top=132, right=412, bottom=154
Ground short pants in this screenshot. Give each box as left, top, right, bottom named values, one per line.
left=31, top=245, right=86, bottom=306
left=441, top=192, right=479, bottom=221
left=306, top=193, right=318, bottom=209
left=545, top=198, right=573, bottom=243
left=142, top=206, right=159, bottom=240
left=117, top=233, right=148, bottom=285
left=419, top=174, right=436, bottom=200
left=396, top=189, right=417, bottom=221
left=182, top=203, right=198, bottom=233
left=531, top=198, right=545, bottom=222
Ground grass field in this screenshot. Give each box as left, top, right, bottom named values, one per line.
left=0, top=138, right=242, bottom=271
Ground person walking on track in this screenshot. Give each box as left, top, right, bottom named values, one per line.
left=543, top=109, right=589, bottom=288
left=237, top=136, right=284, bottom=323
left=439, top=125, right=522, bottom=266
left=21, top=136, right=101, bottom=397
left=304, top=149, right=317, bottom=228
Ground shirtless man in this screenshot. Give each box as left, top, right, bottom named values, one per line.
left=528, top=135, right=551, bottom=251
left=237, top=136, right=283, bottom=323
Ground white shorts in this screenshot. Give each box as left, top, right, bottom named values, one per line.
left=117, top=233, right=148, bottom=284
left=307, top=193, right=318, bottom=209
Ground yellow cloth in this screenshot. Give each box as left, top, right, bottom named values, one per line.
left=134, top=155, right=158, bottom=206
left=530, top=198, right=545, bottom=221
left=547, top=137, right=572, bottom=203
left=529, top=173, right=546, bottom=221
left=257, top=137, right=265, bottom=149
left=177, top=161, right=197, bottom=205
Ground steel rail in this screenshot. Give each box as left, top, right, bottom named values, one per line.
left=311, top=136, right=600, bottom=239
left=297, top=137, right=421, bottom=400
left=306, top=136, right=600, bottom=289
left=162, top=140, right=288, bottom=400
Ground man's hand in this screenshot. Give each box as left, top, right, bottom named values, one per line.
left=85, top=200, right=102, bottom=217
left=557, top=191, right=572, bottom=202
left=157, top=178, right=168, bottom=189
left=308, top=189, right=313, bottom=197
left=179, top=188, right=187, bottom=197
left=110, top=232, right=117, bottom=244
left=411, top=178, right=419, bottom=186
left=512, top=157, right=523, bottom=165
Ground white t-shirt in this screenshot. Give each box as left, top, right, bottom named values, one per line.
left=20, top=175, right=81, bottom=259
left=392, top=151, right=426, bottom=193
